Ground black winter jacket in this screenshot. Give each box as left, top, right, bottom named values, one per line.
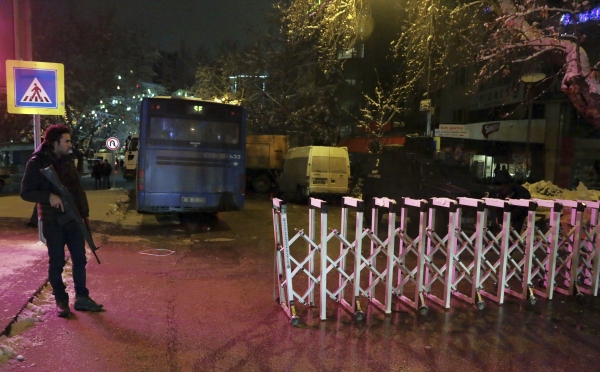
left=20, top=145, right=90, bottom=223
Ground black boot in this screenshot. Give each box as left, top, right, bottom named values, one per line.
left=74, top=296, right=103, bottom=312
left=56, top=299, right=71, bottom=318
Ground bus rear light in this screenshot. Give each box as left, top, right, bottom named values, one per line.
left=137, top=169, right=144, bottom=191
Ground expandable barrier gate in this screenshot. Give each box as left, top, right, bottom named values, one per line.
left=272, top=196, right=600, bottom=325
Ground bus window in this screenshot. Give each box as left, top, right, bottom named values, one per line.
left=148, top=117, right=240, bottom=148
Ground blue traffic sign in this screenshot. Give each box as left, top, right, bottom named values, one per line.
left=5, top=60, right=65, bottom=115
left=14, top=68, right=57, bottom=109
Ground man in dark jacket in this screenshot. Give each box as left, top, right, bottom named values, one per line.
left=498, top=183, right=532, bottom=233
left=101, top=159, right=112, bottom=189
left=21, top=124, right=103, bottom=317
left=91, top=160, right=103, bottom=190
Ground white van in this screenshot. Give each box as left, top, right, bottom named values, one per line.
left=277, top=146, right=350, bottom=202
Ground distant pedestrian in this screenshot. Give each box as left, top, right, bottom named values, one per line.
left=101, top=159, right=112, bottom=189
left=20, top=124, right=103, bottom=317
left=493, top=164, right=501, bottom=183
left=91, top=160, right=102, bottom=190
left=499, top=165, right=511, bottom=184
left=497, top=183, right=531, bottom=233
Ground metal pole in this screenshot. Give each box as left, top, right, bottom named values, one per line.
left=426, top=8, right=432, bottom=137
left=526, top=93, right=532, bottom=181
left=33, top=114, right=41, bottom=148
left=112, top=151, right=116, bottom=189
left=33, top=114, right=44, bottom=242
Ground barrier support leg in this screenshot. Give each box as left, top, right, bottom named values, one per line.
left=320, top=206, right=329, bottom=321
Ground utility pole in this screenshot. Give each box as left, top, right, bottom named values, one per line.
left=425, top=4, right=434, bottom=137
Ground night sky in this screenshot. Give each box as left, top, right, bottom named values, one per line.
left=37, top=0, right=276, bottom=52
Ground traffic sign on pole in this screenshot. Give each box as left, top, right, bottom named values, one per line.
left=106, top=137, right=120, bottom=151
left=5, top=60, right=65, bottom=115
left=419, top=99, right=431, bottom=111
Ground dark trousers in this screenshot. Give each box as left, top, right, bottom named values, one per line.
left=511, top=207, right=528, bottom=233
left=43, top=220, right=89, bottom=301
left=102, top=176, right=110, bottom=189
left=94, top=177, right=102, bottom=190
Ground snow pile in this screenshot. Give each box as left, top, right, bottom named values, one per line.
left=0, top=285, right=53, bottom=365
left=0, top=337, right=17, bottom=364
left=0, top=263, right=74, bottom=366
left=105, top=191, right=130, bottom=222
left=524, top=181, right=600, bottom=201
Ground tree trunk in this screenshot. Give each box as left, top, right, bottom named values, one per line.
left=562, top=74, right=600, bottom=131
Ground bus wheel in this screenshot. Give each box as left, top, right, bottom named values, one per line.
left=252, top=174, right=271, bottom=194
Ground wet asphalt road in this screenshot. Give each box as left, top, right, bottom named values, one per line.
left=1, top=182, right=600, bottom=370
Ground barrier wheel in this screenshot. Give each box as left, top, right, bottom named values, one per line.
left=476, top=301, right=486, bottom=311
left=291, top=317, right=300, bottom=327
left=354, top=311, right=365, bottom=322
left=275, top=297, right=280, bottom=304
left=528, top=296, right=537, bottom=306
left=576, top=293, right=585, bottom=303
left=418, top=306, right=429, bottom=316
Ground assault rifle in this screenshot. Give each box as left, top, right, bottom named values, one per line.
left=40, top=165, right=101, bottom=264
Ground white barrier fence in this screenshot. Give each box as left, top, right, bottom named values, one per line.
left=272, top=196, right=600, bottom=326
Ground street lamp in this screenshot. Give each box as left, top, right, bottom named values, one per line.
left=520, top=70, right=545, bottom=181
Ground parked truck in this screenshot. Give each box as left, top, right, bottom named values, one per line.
left=246, top=135, right=289, bottom=193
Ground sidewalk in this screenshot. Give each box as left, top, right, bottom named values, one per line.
left=0, top=188, right=135, bottom=335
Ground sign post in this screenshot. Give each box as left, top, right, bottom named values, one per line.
left=6, top=59, right=64, bottom=241
left=420, top=99, right=433, bottom=136
left=106, top=137, right=120, bottom=189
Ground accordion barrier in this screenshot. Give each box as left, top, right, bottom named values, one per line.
left=272, top=196, right=600, bottom=326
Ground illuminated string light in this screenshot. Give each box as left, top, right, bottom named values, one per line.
left=561, top=7, right=600, bottom=25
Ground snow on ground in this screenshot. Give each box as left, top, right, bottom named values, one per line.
left=525, top=181, right=600, bottom=201
left=524, top=181, right=600, bottom=226
left=0, top=263, right=74, bottom=366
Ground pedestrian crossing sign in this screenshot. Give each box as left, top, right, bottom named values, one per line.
left=5, top=60, right=65, bottom=115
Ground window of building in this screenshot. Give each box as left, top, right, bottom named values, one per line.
left=337, top=43, right=365, bottom=59
left=454, top=67, right=467, bottom=86
left=452, top=109, right=467, bottom=123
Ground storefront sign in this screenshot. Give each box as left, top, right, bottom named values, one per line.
left=482, top=122, right=500, bottom=139
left=436, top=124, right=469, bottom=138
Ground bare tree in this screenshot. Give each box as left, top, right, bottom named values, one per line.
left=395, top=0, right=600, bottom=129
left=32, top=2, right=158, bottom=148
left=192, top=5, right=345, bottom=145
left=358, top=74, right=405, bottom=137
left=476, top=0, right=600, bottom=129
left=285, top=0, right=600, bottom=131
left=279, top=0, right=367, bottom=69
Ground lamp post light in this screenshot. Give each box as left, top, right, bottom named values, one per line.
left=520, top=71, right=545, bottom=180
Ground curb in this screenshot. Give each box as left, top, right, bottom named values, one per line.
left=0, top=256, right=48, bottom=336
